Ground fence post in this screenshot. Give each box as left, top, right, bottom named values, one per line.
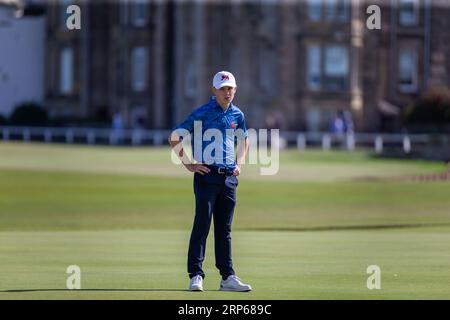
left=154, top=131, right=163, bottom=146
left=375, top=136, right=383, bottom=154
left=346, top=133, right=355, bottom=151
left=132, top=130, right=142, bottom=146
left=2, top=128, right=9, bottom=141
left=403, top=135, right=411, bottom=153
left=322, top=134, right=331, bottom=151
left=23, top=128, right=30, bottom=142
left=87, top=131, right=95, bottom=145
left=44, top=129, right=52, bottom=143
left=296, top=134, right=306, bottom=151
left=109, top=131, right=116, bottom=145
left=66, top=129, right=74, bottom=144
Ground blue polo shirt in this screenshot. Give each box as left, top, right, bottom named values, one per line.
left=173, top=96, right=248, bottom=170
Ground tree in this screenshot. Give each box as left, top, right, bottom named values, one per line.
left=9, top=102, right=48, bottom=127
left=0, top=114, right=7, bottom=125
left=404, top=86, right=450, bottom=132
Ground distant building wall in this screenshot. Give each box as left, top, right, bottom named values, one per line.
left=42, top=0, right=450, bottom=132
left=0, top=5, right=45, bottom=117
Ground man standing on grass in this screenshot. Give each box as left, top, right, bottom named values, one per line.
left=169, top=71, right=252, bottom=292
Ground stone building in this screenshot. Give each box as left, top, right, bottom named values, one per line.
left=43, top=0, right=450, bottom=132
left=45, top=0, right=172, bottom=128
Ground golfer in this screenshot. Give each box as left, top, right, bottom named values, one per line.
left=169, top=71, right=251, bottom=292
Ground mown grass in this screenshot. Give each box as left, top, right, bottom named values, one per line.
left=0, top=142, right=449, bottom=299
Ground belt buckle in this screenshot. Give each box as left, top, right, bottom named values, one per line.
left=218, top=167, right=225, bottom=174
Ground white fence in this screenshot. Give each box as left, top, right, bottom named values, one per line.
left=0, top=126, right=447, bottom=154
left=281, top=131, right=435, bottom=154
left=0, top=126, right=172, bottom=146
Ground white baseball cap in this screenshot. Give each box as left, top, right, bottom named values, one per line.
left=212, top=71, right=237, bottom=89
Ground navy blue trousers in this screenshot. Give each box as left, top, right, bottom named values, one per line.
left=188, top=172, right=238, bottom=280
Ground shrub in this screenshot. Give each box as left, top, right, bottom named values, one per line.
left=404, top=86, right=450, bottom=125
left=9, top=102, right=48, bottom=126
left=0, top=114, right=7, bottom=125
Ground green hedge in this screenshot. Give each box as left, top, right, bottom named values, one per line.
left=9, top=102, right=48, bottom=126
left=404, top=86, right=450, bottom=125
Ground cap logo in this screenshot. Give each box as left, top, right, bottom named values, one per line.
left=221, top=75, right=230, bottom=81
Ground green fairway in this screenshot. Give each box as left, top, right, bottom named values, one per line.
left=1, top=228, right=450, bottom=299
left=2, top=169, right=450, bottom=232
left=0, top=142, right=445, bottom=182
left=0, top=142, right=449, bottom=299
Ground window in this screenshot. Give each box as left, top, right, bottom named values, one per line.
left=335, top=0, right=350, bottom=22
left=398, top=48, right=418, bottom=92
left=259, top=48, right=277, bottom=93
left=306, top=44, right=349, bottom=92
left=185, top=63, right=196, bottom=98
left=131, top=47, right=147, bottom=92
left=60, top=47, right=73, bottom=94
left=324, top=45, right=349, bottom=91
left=308, top=0, right=349, bottom=22
left=60, top=0, right=72, bottom=27
left=132, top=0, right=147, bottom=27
left=325, top=0, right=336, bottom=20
left=399, top=0, right=419, bottom=26
left=307, top=44, right=321, bottom=90
left=308, top=0, right=322, bottom=21
left=119, top=0, right=129, bottom=25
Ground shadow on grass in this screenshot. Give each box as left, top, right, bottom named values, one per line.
left=1, top=288, right=199, bottom=293
left=245, top=222, right=450, bottom=232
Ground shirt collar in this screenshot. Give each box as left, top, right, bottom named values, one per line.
left=210, top=96, right=234, bottom=113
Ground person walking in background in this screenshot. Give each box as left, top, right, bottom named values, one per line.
left=330, top=111, right=345, bottom=135
left=343, top=110, right=354, bottom=134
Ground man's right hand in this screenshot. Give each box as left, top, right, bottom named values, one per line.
left=184, top=164, right=211, bottom=175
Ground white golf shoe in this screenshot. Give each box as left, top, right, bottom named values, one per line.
left=219, top=275, right=252, bottom=292
left=189, top=275, right=204, bottom=291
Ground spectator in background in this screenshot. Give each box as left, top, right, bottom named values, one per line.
left=343, top=110, right=354, bottom=134
left=330, top=110, right=354, bottom=135
left=330, top=111, right=345, bottom=135
left=112, top=111, right=124, bottom=144
left=112, top=111, right=123, bottom=130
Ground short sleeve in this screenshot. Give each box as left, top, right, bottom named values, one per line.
left=236, top=113, right=248, bottom=140
left=173, top=108, right=203, bottom=134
